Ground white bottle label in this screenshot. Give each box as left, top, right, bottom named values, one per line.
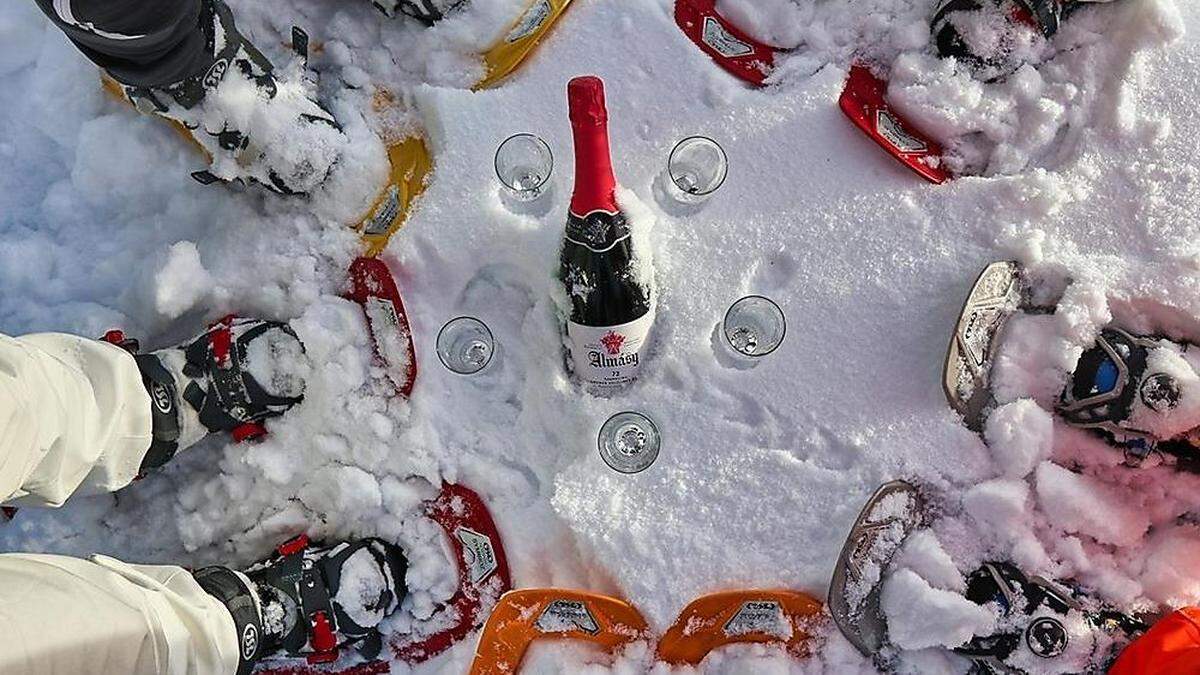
left=567, top=310, right=654, bottom=393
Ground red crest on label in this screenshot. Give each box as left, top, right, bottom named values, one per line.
left=601, top=331, right=625, bottom=355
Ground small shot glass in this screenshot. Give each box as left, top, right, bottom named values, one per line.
left=666, top=136, right=728, bottom=204
left=598, top=411, right=661, bottom=474
left=494, top=133, right=553, bottom=203
left=436, top=317, right=495, bottom=375
left=723, top=296, right=786, bottom=359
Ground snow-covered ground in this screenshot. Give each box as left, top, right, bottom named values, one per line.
left=1, top=0, right=1199, bottom=672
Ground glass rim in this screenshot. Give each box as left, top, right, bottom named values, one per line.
left=436, top=315, right=495, bottom=375
left=597, top=410, right=661, bottom=474
left=668, top=135, right=729, bottom=196
left=722, top=295, right=786, bottom=358
left=494, top=132, right=553, bottom=192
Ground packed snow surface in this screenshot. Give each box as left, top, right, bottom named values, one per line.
left=1, top=0, right=1200, bottom=673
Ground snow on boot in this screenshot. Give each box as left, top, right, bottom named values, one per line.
left=111, top=0, right=347, bottom=195
left=371, top=0, right=467, bottom=25
left=954, top=562, right=1144, bottom=674
left=931, top=0, right=1060, bottom=80
left=1060, top=328, right=1200, bottom=463
left=194, top=536, right=408, bottom=673
left=114, top=316, right=308, bottom=473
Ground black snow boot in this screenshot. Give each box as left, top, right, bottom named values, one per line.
left=105, top=316, right=308, bottom=473
left=196, top=535, right=409, bottom=673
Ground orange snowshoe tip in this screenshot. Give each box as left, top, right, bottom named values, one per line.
left=656, top=590, right=825, bottom=665
left=474, top=0, right=576, bottom=91
left=356, top=136, right=432, bottom=258
left=468, top=589, right=650, bottom=675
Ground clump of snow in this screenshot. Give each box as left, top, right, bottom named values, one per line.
left=881, top=568, right=995, bottom=651
left=153, top=241, right=215, bottom=319
left=1035, top=461, right=1150, bottom=547
left=334, top=543, right=396, bottom=629
left=984, top=399, right=1053, bottom=478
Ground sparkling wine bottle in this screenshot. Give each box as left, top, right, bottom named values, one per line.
left=560, top=75, right=655, bottom=394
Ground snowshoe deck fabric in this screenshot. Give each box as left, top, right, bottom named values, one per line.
left=828, top=481, right=925, bottom=660
left=943, top=261, right=1024, bottom=430
left=256, top=482, right=512, bottom=674
left=656, top=590, right=824, bottom=665
left=674, top=0, right=780, bottom=87
left=467, top=589, right=650, bottom=675
left=474, top=0, right=577, bottom=91
left=838, top=62, right=951, bottom=184
left=345, top=257, right=417, bottom=399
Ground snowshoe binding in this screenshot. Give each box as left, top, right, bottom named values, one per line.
left=955, top=562, right=1146, bottom=673
left=194, top=535, right=408, bottom=675
left=105, top=316, right=307, bottom=473
left=107, top=0, right=347, bottom=195
left=371, top=0, right=467, bottom=25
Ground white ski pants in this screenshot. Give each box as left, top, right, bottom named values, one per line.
left=0, top=332, right=239, bottom=675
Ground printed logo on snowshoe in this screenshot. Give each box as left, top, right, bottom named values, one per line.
left=723, top=601, right=786, bottom=637
left=455, top=526, right=498, bottom=584
left=1026, top=617, right=1067, bottom=658
left=363, top=185, right=401, bottom=236
left=241, top=623, right=259, bottom=660
left=701, top=17, right=753, bottom=58
left=874, top=110, right=928, bottom=154
left=150, top=381, right=174, bottom=415
left=203, top=59, right=229, bottom=90
left=535, top=600, right=600, bottom=635
left=1141, top=373, right=1181, bottom=412
left=507, top=0, right=552, bottom=43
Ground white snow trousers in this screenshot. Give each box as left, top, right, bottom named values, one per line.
left=0, top=333, right=239, bottom=675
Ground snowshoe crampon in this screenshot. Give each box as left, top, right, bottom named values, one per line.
left=345, top=257, right=417, bottom=399
left=656, top=590, right=825, bottom=665
left=943, top=261, right=1023, bottom=430
left=838, top=62, right=951, bottom=184
left=355, top=136, right=432, bottom=258
left=673, top=0, right=782, bottom=87
left=255, top=482, right=512, bottom=674
left=474, top=0, right=577, bottom=91
left=828, top=481, right=925, bottom=660
left=468, top=589, right=650, bottom=675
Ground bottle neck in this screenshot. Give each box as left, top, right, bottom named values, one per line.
left=569, top=114, right=619, bottom=217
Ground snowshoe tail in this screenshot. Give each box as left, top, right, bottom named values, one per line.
left=943, top=261, right=1023, bottom=430
left=474, top=0, right=576, bottom=91
left=468, top=589, right=649, bottom=675
left=838, top=62, right=951, bottom=184
left=674, top=0, right=780, bottom=87
left=828, top=481, right=925, bottom=660
left=345, top=257, right=418, bottom=399
left=656, top=590, right=824, bottom=665
left=255, top=483, right=511, bottom=674
left=356, top=136, right=432, bottom=257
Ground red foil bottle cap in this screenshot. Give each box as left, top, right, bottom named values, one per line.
left=568, top=76, right=608, bottom=127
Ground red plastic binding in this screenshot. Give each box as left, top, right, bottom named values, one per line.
left=102, top=330, right=127, bottom=345
left=308, top=612, right=339, bottom=663
left=231, top=422, right=267, bottom=443
left=277, top=533, right=310, bottom=557
left=210, top=314, right=236, bottom=367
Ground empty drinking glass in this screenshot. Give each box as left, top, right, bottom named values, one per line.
left=494, top=133, right=553, bottom=202
left=598, top=411, right=661, bottom=474
left=667, top=136, right=728, bottom=204
left=436, top=317, right=495, bottom=375
left=723, top=296, right=786, bottom=358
